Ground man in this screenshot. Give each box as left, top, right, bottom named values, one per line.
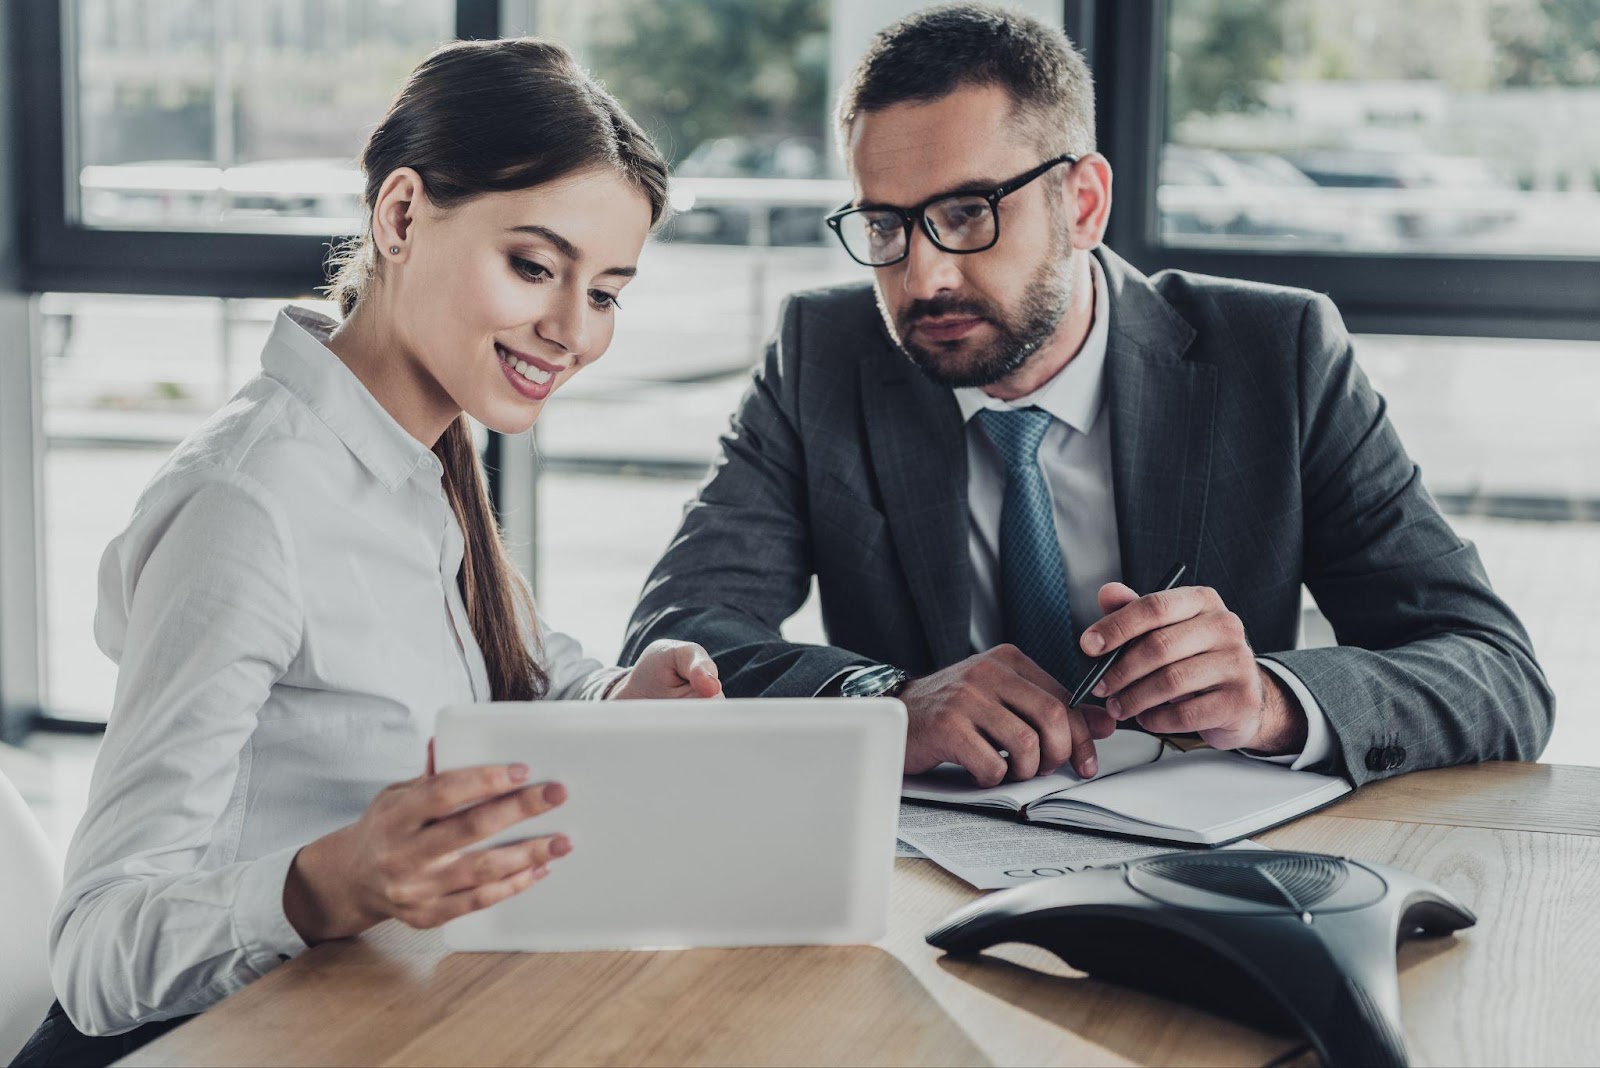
left=623, top=4, right=1552, bottom=788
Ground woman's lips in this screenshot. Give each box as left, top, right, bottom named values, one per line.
left=496, top=342, right=559, bottom=402
left=914, top=317, right=985, bottom=342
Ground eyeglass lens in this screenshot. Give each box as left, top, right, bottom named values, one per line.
left=836, top=193, right=996, bottom=265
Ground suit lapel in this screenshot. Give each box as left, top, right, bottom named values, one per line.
left=1099, top=248, right=1216, bottom=595
left=860, top=342, right=972, bottom=670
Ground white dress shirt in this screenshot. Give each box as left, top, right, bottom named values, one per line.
left=51, top=307, right=619, bottom=1036
left=954, top=256, right=1331, bottom=768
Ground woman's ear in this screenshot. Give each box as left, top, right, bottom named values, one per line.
left=371, top=167, right=426, bottom=257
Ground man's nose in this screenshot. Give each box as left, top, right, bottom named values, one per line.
left=898, top=224, right=964, bottom=301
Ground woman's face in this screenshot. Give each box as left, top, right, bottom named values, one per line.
left=383, top=168, right=653, bottom=435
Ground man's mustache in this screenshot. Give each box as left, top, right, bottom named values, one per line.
left=900, top=297, right=996, bottom=326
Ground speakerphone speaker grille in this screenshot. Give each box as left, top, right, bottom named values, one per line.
left=1142, top=853, right=1349, bottom=911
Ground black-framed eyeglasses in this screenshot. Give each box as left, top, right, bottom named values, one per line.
left=825, top=153, right=1078, bottom=267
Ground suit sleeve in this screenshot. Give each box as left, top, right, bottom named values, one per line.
left=621, top=295, right=870, bottom=695
left=1263, top=294, right=1554, bottom=783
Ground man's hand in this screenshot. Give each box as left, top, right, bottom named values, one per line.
left=900, top=645, right=1116, bottom=787
left=1080, top=582, right=1307, bottom=754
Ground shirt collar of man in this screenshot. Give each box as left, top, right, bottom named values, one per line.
left=953, top=253, right=1110, bottom=435
left=261, top=306, right=442, bottom=492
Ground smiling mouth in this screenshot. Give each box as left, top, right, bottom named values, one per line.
left=495, top=342, right=559, bottom=386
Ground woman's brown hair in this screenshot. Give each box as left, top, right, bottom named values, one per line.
left=326, top=38, right=669, bottom=700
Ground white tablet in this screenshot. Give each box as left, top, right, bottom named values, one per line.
left=432, top=697, right=907, bottom=952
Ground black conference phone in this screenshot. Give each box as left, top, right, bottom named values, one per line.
left=926, top=850, right=1475, bottom=1067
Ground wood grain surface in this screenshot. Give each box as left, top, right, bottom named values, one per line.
left=120, top=762, right=1600, bottom=1067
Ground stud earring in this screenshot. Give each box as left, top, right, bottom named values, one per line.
left=388, top=245, right=400, bottom=255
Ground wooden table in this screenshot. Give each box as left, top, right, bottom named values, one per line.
left=123, top=762, right=1600, bottom=1067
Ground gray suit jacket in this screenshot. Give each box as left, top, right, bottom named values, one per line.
left=622, top=247, right=1553, bottom=784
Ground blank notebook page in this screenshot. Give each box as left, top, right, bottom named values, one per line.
left=1035, top=748, right=1349, bottom=837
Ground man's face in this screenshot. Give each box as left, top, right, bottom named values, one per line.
left=847, top=84, right=1073, bottom=389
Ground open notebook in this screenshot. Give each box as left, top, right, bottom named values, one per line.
left=902, top=731, right=1352, bottom=846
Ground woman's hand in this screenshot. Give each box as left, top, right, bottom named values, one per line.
left=283, top=761, right=569, bottom=943
left=609, top=639, right=722, bottom=700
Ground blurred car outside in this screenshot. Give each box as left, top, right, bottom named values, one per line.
left=1158, top=144, right=1382, bottom=248
left=665, top=135, right=842, bottom=246
left=78, top=157, right=362, bottom=233
left=1282, top=149, right=1517, bottom=242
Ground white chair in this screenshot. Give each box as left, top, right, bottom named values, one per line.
left=0, top=766, right=61, bottom=1064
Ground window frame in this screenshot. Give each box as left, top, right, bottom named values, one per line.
left=7, top=0, right=500, bottom=299
left=1091, top=0, right=1600, bottom=342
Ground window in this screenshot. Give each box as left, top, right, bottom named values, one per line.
left=1097, top=0, right=1600, bottom=338
left=71, top=0, right=454, bottom=234
left=15, top=0, right=496, bottom=295
left=1159, top=0, right=1600, bottom=256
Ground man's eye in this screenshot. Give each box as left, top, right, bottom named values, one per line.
left=942, top=202, right=988, bottom=225
left=864, top=215, right=900, bottom=237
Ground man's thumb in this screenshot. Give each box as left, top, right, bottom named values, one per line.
left=1097, top=581, right=1140, bottom=615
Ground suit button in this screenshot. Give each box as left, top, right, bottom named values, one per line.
left=1365, top=747, right=1387, bottom=771
left=1386, top=746, right=1406, bottom=770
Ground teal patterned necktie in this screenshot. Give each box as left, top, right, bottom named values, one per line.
left=975, top=407, right=1078, bottom=685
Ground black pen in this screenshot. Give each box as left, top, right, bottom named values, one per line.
left=1069, top=562, right=1187, bottom=708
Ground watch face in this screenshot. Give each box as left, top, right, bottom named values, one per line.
left=842, top=665, right=906, bottom=698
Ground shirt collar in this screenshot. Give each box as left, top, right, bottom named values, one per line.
left=954, top=253, right=1111, bottom=435
left=260, top=307, right=441, bottom=492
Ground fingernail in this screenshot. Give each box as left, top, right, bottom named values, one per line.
left=1106, top=696, right=1122, bottom=717
left=529, top=865, right=550, bottom=881
left=509, top=763, right=530, bottom=783
left=542, top=782, right=567, bottom=805
left=1093, top=681, right=1109, bottom=698
left=1082, top=632, right=1105, bottom=655
left=550, top=835, right=572, bottom=857
left=1083, top=757, right=1098, bottom=778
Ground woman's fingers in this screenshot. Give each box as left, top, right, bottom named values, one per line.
left=429, top=834, right=571, bottom=896
left=412, top=780, right=567, bottom=857
left=615, top=640, right=723, bottom=700
left=686, top=647, right=723, bottom=698
left=405, top=764, right=531, bottom=827
left=408, top=864, right=552, bottom=930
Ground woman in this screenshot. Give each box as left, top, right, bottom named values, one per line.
left=16, top=38, right=716, bottom=1067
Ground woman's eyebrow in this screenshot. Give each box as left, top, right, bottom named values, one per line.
left=506, top=223, right=636, bottom=278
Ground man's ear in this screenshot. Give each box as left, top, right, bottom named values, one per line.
left=1069, top=152, right=1113, bottom=250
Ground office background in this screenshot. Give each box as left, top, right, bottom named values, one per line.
left=2, top=0, right=1597, bottom=847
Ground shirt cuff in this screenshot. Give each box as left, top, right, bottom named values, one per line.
left=578, top=666, right=630, bottom=701
left=1244, top=657, right=1333, bottom=770
left=232, top=843, right=310, bottom=972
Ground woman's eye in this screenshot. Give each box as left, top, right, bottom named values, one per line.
left=590, top=290, right=620, bottom=311
left=511, top=256, right=550, bottom=281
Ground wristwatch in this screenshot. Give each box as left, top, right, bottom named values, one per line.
left=837, top=663, right=910, bottom=699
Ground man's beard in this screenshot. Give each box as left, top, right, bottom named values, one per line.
left=884, top=251, right=1073, bottom=390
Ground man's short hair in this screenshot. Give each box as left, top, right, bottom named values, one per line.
left=836, top=3, right=1096, bottom=160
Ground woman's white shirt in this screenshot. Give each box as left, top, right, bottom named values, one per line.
left=50, top=307, right=618, bottom=1036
